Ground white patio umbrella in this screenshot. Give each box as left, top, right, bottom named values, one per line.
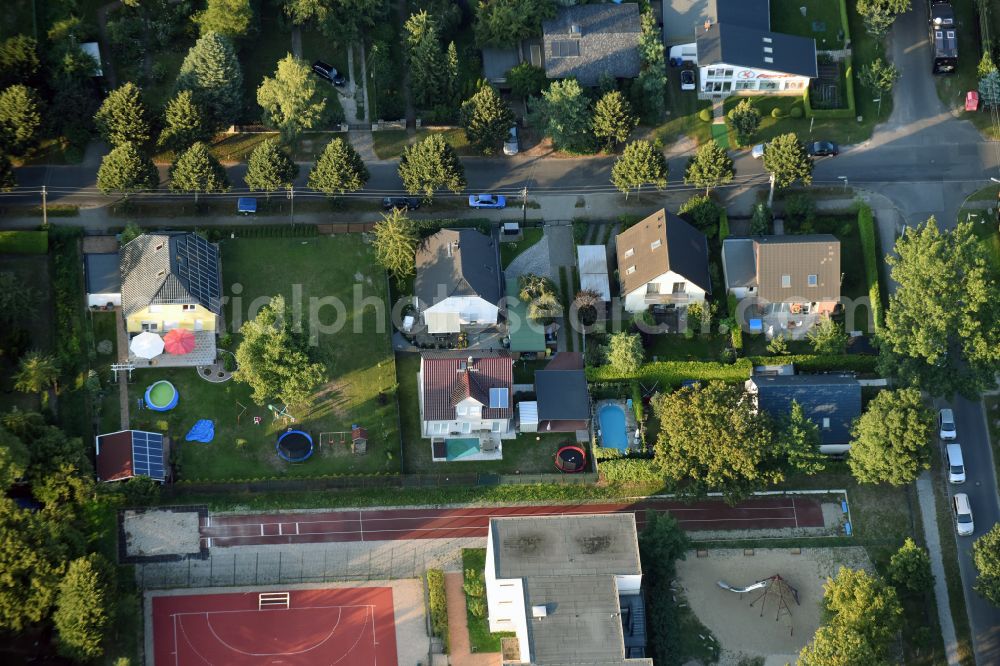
left=130, top=331, right=165, bottom=359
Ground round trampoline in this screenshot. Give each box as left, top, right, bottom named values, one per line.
left=144, top=380, right=178, bottom=411
left=276, top=429, right=314, bottom=462
left=554, top=445, right=587, bottom=473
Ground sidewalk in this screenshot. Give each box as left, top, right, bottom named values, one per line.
left=916, top=473, right=961, bottom=666
left=444, top=572, right=500, bottom=666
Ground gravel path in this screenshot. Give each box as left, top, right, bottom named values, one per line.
left=504, top=234, right=551, bottom=280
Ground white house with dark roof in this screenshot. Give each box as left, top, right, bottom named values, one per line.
left=614, top=209, right=712, bottom=313
left=663, top=0, right=817, bottom=98
left=414, top=229, right=502, bottom=335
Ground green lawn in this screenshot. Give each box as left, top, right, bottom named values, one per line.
left=240, top=17, right=294, bottom=123
left=724, top=95, right=874, bottom=147
left=90, top=311, right=122, bottom=434
left=500, top=228, right=543, bottom=268
left=651, top=69, right=712, bottom=146
left=129, top=237, right=400, bottom=481
left=771, top=0, right=847, bottom=50
left=396, top=353, right=573, bottom=474
left=645, top=333, right=729, bottom=362
left=372, top=128, right=474, bottom=159
left=462, top=549, right=514, bottom=653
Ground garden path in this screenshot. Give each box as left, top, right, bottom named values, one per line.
left=444, top=573, right=500, bottom=666
left=115, top=306, right=130, bottom=430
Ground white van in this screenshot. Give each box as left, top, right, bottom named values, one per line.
left=946, top=443, right=965, bottom=484
left=953, top=493, right=974, bottom=536
left=939, top=408, right=956, bottom=440
left=668, top=43, right=697, bottom=66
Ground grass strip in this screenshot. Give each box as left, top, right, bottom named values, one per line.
left=462, top=549, right=513, bottom=653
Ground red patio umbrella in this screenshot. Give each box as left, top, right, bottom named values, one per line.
left=163, top=328, right=196, bottom=355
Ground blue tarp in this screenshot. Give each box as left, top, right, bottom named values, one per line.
left=185, top=419, right=215, bottom=443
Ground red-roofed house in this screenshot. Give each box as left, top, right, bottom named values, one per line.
left=95, top=430, right=168, bottom=482
left=418, top=351, right=515, bottom=461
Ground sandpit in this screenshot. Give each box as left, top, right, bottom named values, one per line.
left=676, top=547, right=871, bottom=666
left=123, top=509, right=201, bottom=558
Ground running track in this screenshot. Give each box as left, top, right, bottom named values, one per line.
left=200, top=497, right=825, bottom=548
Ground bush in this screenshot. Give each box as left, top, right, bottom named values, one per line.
left=718, top=210, right=729, bottom=240
left=426, top=569, right=449, bottom=652
left=747, top=354, right=879, bottom=373
left=0, top=230, right=47, bottom=254
left=599, top=457, right=664, bottom=484
left=789, top=105, right=804, bottom=118
left=50, top=228, right=89, bottom=371
left=588, top=358, right=753, bottom=386
left=770, top=107, right=783, bottom=119
left=857, top=204, right=884, bottom=330
left=698, top=107, right=712, bottom=122
left=463, top=570, right=485, bottom=598
left=784, top=193, right=816, bottom=225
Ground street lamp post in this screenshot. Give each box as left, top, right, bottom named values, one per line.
left=837, top=176, right=848, bottom=192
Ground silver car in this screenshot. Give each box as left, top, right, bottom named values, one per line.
left=503, top=126, right=519, bottom=156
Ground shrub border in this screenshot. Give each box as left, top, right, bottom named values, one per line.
left=426, top=569, right=449, bottom=653
left=0, top=230, right=48, bottom=254
left=857, top=203, right=885, bottom=330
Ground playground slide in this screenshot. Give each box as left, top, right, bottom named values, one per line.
left=717, top=580, right=768, bottom=594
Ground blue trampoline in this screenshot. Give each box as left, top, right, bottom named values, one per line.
left=276, top=429, right=314, bottom=462
left=144, top=380, right=178, bottom=411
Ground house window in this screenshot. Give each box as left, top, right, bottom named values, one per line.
left=140, top=322, right=158, bottom=331
left=673, top=282, right=686, bottom=294
left=626, top=266, right=636, bottom=275
left=646, top=283, right=659, bottom=295
left=807, top=274, right=818, bottom=287
left=735, top=80, right=757, bottom=90
left=784, top=80, right=805, bottom=90
left=822, top=418, right=831, bottom=429
left=182, top=304, right=196, bottom=311
left=759, top=80, right=779, bottom=91
left=457, top=404, right=468, bottom=416
left=624, top=248, right=634, bottom=258
left=650, top=239, right=661, bottom=250
left=462, top=422, right=472, bottom=433
left=148, top=305, right=162, bottom=313
left=530, top=44, right=542, bottom=67
left=492, top=421, right=502, bottom=433
left=781, top=275, right=791, bottom=288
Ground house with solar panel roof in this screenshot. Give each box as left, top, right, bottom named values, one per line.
left=95, top=430, right=168, bottom=482
left=119, top=232, right=222, bottom=367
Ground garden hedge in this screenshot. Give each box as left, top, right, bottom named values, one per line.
left=426, top=569, right=449, bottom=653
left=748, top=354, right=879, bottom=373
left=0, top=230, right=48, bottom=254
left=588, top=358, right=754, bottom=386
left=857, top=204, right=885, bottom=330
left=598, top=457, right=664, bottom=484
left=718, top=211, right=729, bottom=241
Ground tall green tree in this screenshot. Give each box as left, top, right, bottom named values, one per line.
left=633, top=8, right=667, bottom=122
left=973, top=523, right=1000, bottom=605
left=888, top=537, right=933, bottom=593
left=592, top=91, right=637, bottom=151
left=518, top=273, right=561, bottom=322
left=372, top=208, right=420, bottom=279
left=398, top=133, right=466, bottom=198
left=176, top=32, right=244, bottom=127
left=507, top=62, right=547, bottom=99
left=979, top=51, right=998, bottom=79
left=307, top=137, right=369, bottom=194
left=0, top=153, right=15, bottom=191
left=534, top=78, right=592, bottom=153
left=94, top=82, right=150, bottom=147
left=777, top=400, right=826, bottom=476
left=257, top=54, right=327, bottom=142
left=157, top=90, right=212, bottom=153
left=606, top=332, right=643, bottom=375
left=610, top=139, right=668, bottom=198
left=97, top=142, right=159, bottom=196
left=0, top=496, right=68, bottom=631
left=684, top=141, right=735, bottom=194
left=677, top=194, right=722, bottom=235
left=798, top=624, right=880, bottom=666
left=0, top=84, right=42, bottom=155
left=859, top=57, right=901, bottom=99
left=13, top=351, right=59, bottom=401
left=856, top=0, right=911, bottom=39
left=762, top=133, right=813, bottom=205
left=474, top=0, right=556, bottom=47
left=727, top=99, right=761, bottom=147
left=283, top=0, right=385, bottom=39
left=806, top=318, right=849, bottom=355
left=168, top=142, right=230, bottom=201
left=848, top=387, right=933, bottom=486
left=639, top=512, right=690, bottom=666
left=53, top=554, right=114, bottom=661
left=878, top=218, right=1000, bottom=396
left=460, top=83, right=515, bottom=155
left=233, top=295, right=326, bottom=405
left=0, top=427, right=29, bottom=491
left=820, top=567, right=903, bottom=657
left=244, top=138, right=298, bottom=193
left=194, top=0, right=254, bottom=39
left=0, top=36, right=40, bottom=87
left=652, top=381, right=784, bottom=502
left=406, top=11, right=447, bottom=109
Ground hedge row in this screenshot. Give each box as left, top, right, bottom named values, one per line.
left=426, top=569, right=449, bottom=653
left=803, top=55, right=857, bottom=120
left=726, top=294, right=743, bottom=350
left=202, top=224, right=318, bottom=241
left=857, top=204, right=885, bottom=330
left=588, top=358, right=754, bottom=386
left=747, top=354, right=879, bottom=373
left=718, top=211, right=730, bottom=241
left=174, top=471, right=402, bottom=485
left=49, top=228, right=88, bottom=371
left=0, top=230, right=48, bottom=254
left=598, top=457, right=663, bottom=484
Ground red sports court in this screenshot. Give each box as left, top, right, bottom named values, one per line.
left=151, top=587, right=397, bottom=665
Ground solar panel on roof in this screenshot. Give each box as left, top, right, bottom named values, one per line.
left=489, top=387, right=509, bottom=409
left=131, top=431, right=165, bottom=480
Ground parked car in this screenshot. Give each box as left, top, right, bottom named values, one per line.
left=468, top=194, right=506, bottom=209
left=311, top=60, right=346, bottom=86
left=680, top=68, right=696, bottom=91
left=939, top=408, right=957, bottom=440
left=503, top=127, right=519, bottom=156
left=807, top=140, right=839, bottom=157
left=946, top=443, right=966, bottom=484
left=953, top=493, right=974, bottom=536
left=668, top=43, right=697, bottom=67
left=751, top=143, right=767, bottom=159
left=382, top=196, right=421, bottom=211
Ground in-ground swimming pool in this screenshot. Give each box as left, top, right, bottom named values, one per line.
left=598, top=404, right=628, bottom=451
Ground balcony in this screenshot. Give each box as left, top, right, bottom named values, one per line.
left=643, top=293, right=693, bottom=305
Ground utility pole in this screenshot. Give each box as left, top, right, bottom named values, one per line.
left=41, top=185, right=47, bottom=228
left=521, top=186, right=527, bottom=227
left=288, top=185, right=294, bottom=225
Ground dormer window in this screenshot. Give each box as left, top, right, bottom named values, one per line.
left=154, top=243, right=164, bottom=251
left=822, top=418, right=831, bottom=429
left=626, top=266, right=636, bottom=275
left=624, top=248, right=634, bottom=258
left=650, top=239, right=662, bottom=250
left=807, top=274, right=818, bottom=287
left=781, top=275, right=791, bottom=288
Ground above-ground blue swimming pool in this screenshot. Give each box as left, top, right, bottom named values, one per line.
left=598, top=404, right=629, bottom=451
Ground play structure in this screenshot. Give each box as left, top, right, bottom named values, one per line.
left=554, top=444, right=587, bottom=473
left=268, top=403, right=296, bottom=423
left=718, top=574, right=800, bottom=634
left=144, top=380, right=178, bottom=411
left=319, top=425, right=369, bottom=455
left=276, top=429, right=314, bottom=462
